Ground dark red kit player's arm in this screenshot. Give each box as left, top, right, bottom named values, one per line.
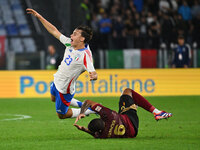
left=74, top=124, right=95, bottom=137
left=74, top=100, right=98, bottom=124
left=79, top=100, right=98, bottom=114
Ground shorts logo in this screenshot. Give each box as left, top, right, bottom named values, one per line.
left=95, top=106, right=102, bottom=112
left=57, top=109, right=62, bottom=112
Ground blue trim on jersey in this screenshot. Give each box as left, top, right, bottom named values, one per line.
left=78, top=47, right=87, bottom=51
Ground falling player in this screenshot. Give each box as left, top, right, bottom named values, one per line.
left=26, top=8, right=97, bottom=119
left=74, top=88, right=172, bottom=138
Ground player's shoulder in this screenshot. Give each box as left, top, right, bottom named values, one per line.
left=64, top=46, right=74, bottom=53
left=92, top=103, right=104, bottom=112
left=93, top=104, right=114, bottom=116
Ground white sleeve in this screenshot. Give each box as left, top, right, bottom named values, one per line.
left=85, top=52, right=95, bottom=72
left=59, top=34, right=71, bottom=47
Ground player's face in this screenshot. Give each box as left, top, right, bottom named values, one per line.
left=178, top=38, right=184, bottom=46
left=70, top=29, right=85, bottom=47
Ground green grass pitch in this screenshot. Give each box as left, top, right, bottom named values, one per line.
left=0, top=96, right=200, bottom=150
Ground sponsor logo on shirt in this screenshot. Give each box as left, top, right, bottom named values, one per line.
left=95, top=106, right=102, bottom=112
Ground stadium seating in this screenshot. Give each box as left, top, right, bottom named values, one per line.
left=10, top=37, right=24, bottom=53
left=22, top=37, right=36, bottom=52
left=0, top=0, right=35, bottom=52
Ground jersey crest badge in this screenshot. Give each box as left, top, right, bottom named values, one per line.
left=75, top=54, right=81, bottom=61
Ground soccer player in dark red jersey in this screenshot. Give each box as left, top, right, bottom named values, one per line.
left=74, top=88, right=172, bottom=138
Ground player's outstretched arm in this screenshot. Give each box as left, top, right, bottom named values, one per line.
left=74, top=124, right=94, bottom=136
left=74, top=100, right=98, bottom=124
left=26, top=8, right=61, bottom=40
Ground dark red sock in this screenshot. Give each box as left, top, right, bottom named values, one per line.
left=131, top=90, right=155, bottom=113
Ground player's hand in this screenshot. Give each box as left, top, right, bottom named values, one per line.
left=74, top=124, right=84, bottom=130
left=26, top=8, right=40, bottom=17
left=74, top=114, right=85, bottom=124
left=89, top=72, right=97, bottom=81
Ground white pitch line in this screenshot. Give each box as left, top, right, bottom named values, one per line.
left=0, top=114, right=32, bottom=121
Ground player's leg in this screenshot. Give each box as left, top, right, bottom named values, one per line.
left=70, top=98, right=83, bottom=107
left=56, top=108, right=94, bottom=119
left=70, top=98, right=95, bottom=113
left=57, top=108, right=95, bottom=119
left=56, top=93, right=95, bottom=119
left=118, top=90, right=139, bottom=136
left=121, top=88, right=172, bottom=121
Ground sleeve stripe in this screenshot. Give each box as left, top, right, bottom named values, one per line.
left=85, top=50, right=93, bottom=62
left=84, top=53, right=87, bottom=69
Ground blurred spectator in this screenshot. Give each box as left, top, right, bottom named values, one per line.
left=172, top=35, right=191, bottom=68
left=133, top=0, right=143, bottom=13
left=192, top=13, right=200, bottom=45
left=124, top=10, right=135, bottom=48
left=139, top=16, right=148, bottom=37
left=145, top=0, right=159, bottom=14
left=148, top=15, right=161, bottom=48
left=159, top=0, right=178, bottom=15
left=46, top=45, right=59, bottom=70
left=191, top=0, right=200, bottom=18
left=174, top=14, right=188, bottom=39
left=98, top=12, right=112, bottom=49
left=178, top=0, right=192, bottom=21
left=128, top=0, right=137, bottom=14
left=86, top=0, right=200, bottom=50
left=80, top=0, right=91, bottom=25
left=160, top=13, right=175, bottom=45
left=90, top=13, right=100, bottom=50
left=112, top=16, right=126, bottom=49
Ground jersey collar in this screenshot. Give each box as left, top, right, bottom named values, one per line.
left=78, top=47, right=87, bottom=51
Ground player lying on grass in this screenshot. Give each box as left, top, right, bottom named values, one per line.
left=74, top=88, right=172, bottom=138
left=26, top=8, right=97, bottom=119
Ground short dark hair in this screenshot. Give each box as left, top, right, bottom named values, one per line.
left=178, top=35, right=185, bottom=40
left=76, top=25, right=93, bottom=44
left=88, top=118, right=105, bottom=134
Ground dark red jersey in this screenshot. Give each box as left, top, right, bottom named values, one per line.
left=91, top=104, right=136, bottom=138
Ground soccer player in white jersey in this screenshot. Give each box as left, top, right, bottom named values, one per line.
left=26, top=8, right=98, bottom=119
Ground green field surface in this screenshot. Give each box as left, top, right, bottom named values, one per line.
left=0, top=96, right=200, bottom=150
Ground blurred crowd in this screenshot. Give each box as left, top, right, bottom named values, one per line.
left=81, top=0, right=200, bottom=50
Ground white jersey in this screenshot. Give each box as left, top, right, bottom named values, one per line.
left=53, top=34, right=95, bottom=94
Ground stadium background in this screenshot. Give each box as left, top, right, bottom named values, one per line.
left=0, top=0, right=200, bottom=150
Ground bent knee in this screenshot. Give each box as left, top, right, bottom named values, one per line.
left=57, top=113, right=66, bottom=119
left=122, top=88, right=132, bottom=97
left=56, top=110, right=72, bottom=119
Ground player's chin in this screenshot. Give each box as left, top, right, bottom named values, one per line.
left=71, top=42, right=75, bottom=47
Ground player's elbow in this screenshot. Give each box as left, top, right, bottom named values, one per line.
left=51, top=29, right=61, bottom=40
